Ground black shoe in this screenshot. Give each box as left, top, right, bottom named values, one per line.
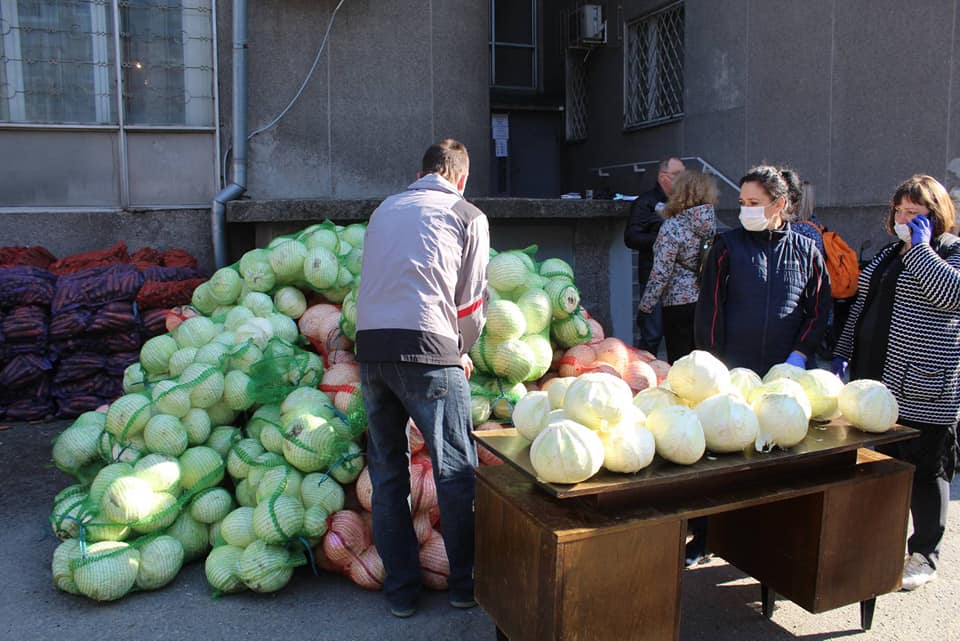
left=390, top=604, right=417, bottom=618
left=450, top=597, right=478, bottom=609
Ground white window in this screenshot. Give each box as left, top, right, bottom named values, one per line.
left=0, top=1, right=216, bottom=208
left=624, top=2, right=684, bottom=129
left=1, top=0, right=213, bottom=126
left=489, top=0, right=537, bottom=90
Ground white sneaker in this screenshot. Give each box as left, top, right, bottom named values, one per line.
left=901, top=552, right=937, bottom=591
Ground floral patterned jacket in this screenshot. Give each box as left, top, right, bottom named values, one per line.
left=638, top=204, right=716, bottom=313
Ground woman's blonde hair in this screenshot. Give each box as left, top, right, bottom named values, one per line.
left=885, top=175, right=957, bottom=239
left=663, top=171, right=718, bottom=218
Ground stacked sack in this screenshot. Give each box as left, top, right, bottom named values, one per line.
left=49, top=264, right=144, bottom=417
left=0, top=266, right=58, bottom=420
left=132, top=248, right=206, bottom=338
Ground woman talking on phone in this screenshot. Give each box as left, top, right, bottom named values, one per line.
left=832, top=175, right=960, bottom=591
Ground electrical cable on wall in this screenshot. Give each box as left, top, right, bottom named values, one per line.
left=222, top=0, right=347, bottom=187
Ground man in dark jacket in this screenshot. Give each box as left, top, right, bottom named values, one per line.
left=624, top=157, right=685, bottom=354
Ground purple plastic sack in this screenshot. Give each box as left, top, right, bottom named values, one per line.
left=0, top=266, right=57, bottom=309
left=53, top=352, right=109, bottom=384
left=51, top=264, right=143, bottom=313
left=0, top=353, right=53, bottom=388
left=50, top=329, right=141, bottom=356
left=0, top=374, right=53, bottom=421
left=2, top=305, right=48, bottom=343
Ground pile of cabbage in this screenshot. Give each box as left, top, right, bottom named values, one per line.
left=47, top=222, right=608, bottom=601
left=48, top=222, right=365, bottom=601
left=468, top=248, right=594, bottom=425
left=517, top=350, right=900, bottom=485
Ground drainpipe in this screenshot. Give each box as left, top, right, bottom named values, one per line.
left=211, top=0, right=248, bottom=269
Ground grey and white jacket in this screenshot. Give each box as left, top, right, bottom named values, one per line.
left=834, top=235, right=960, bottom=425
left=356, top=173, right=489, bottom=366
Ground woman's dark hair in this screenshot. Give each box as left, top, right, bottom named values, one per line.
left=739, top=165, right=802, bottom=221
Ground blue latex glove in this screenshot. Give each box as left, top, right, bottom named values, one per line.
left=908, top=213, right=932, bottom=246
left=785, top=351, right=807, bottom=368
left=831, top=357, right=848, bottom=378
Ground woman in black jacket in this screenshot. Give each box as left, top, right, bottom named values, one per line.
left=694, top=166, right=831, bottom=375
left=685, top=166, right=830, bottom=567
left=832, top=174, right=960, bottom=591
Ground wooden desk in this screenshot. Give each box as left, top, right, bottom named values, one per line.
left=473, top=423, right=917, bottom=641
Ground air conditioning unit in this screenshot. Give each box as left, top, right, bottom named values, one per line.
left=579, top=4, right=605, bottom=42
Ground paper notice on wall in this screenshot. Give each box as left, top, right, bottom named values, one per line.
left=495, top=138, right=508, bottom=157
left=491, top=113, right=509, bottom=141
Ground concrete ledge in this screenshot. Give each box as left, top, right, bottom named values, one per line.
left=226, top=197, right=632, bottom=223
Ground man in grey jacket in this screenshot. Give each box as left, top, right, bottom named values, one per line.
left=356, top=139, right=489, bottom=618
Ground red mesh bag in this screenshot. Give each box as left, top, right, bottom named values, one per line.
left=49, top=241, right=130, bottom=275
left=419, top=529, right=449, bottom=590
left=0, top=245, right=57, bottom=268
left=136, top=278, right=205, bottom=310
left=131, top=247, right=163, bottom=270
left=161, top=248, right=198, bottom=270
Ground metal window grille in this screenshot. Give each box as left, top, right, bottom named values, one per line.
left=565, top=51, right=587, bottom=141
left=624, top=2, right=684, bottom=129
left=0, top=0, right=214, bottom=127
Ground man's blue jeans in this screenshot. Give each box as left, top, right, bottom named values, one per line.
left=359, top=361, right=477, bottom=609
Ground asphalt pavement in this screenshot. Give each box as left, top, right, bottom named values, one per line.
left=3, top=420, right=957, bottom=641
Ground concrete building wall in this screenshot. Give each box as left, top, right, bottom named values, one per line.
left=565, top=0, right=960, bottom=241
left=217, top=0, right=491, bottom=200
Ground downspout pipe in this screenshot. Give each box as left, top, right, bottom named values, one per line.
left=211, top=0, right=248, bottom=269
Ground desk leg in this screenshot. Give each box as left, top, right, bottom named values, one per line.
left=860, top=598, right=876, bottom=630
left=761, top=584, right=774, bottom=619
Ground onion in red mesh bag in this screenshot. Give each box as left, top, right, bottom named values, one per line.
left=413, top=511, right=434, bottom=545
left=326, top=349, right=356, bottom=365
left=131, top=247, right=163, bottom=270
left=349, top=545, right=386, bottom=590
left=322, top=510, right=371, bottom=573
left=622, top=360, right=658, bottom=393
left=558, top=344, right=597, bottom=377
left=474, top=421, right=505, bottom=466
left=407, top=420, right=425, bottom=456
left=648, top=360, right=671, bottom=385
left=593, top=338, right=630, bottom=376
left=165, top=305, right=199, bottom=333
left=419, top=530, right=449, bottom=590
left=298, top=304, right=352, bottom=357
left=586, top=317, right=605, bottom=343
left=409, top=456, right=437, bottom=514
left=355, top=466, right=372, bottom=512
left=319, top=363, right=359, bottom=411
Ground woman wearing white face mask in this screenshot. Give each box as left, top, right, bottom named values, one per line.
left=832, top=175, right=960, bottom=592
left=694, top=165, right=831, bottom=375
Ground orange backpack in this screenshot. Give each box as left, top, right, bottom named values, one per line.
left=813, top=223, right=860, bottom=299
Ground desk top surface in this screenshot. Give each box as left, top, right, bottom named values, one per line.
left=473, top=418, right=917, bottom=499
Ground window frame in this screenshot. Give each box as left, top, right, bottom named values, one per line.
left=622, top=1, right=685, bottom=131
left=489, top=0, right=538, bottom=91
left=0, top=0, right=220, bottom=209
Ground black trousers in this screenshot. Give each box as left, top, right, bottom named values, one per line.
left=877, top=419, right=956, bottom=569
left=662, top=302, right=697, bottom=365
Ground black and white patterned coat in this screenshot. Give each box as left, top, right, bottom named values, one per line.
left=834, top=235, right=960, bottom=426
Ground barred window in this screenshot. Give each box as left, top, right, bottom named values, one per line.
left=565, top=51, right=587, bottom=141
left=624, top=2, right=684, bottom=129
left=0, top=0, right=214, bottom=126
